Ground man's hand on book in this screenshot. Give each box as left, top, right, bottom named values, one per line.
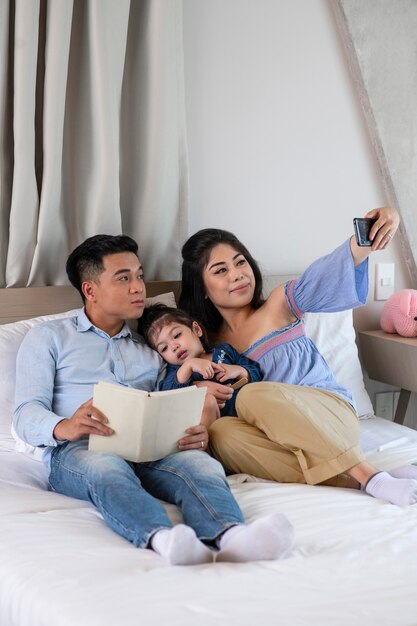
left=53, top=398, right=114, bottom=442
left=177, top=424, right=209, bottom=452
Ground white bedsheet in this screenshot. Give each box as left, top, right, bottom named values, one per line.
left=1, top=416, right=417, bottom=626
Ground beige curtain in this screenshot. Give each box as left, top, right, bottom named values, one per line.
left=0, top=0, right=188, bottom=287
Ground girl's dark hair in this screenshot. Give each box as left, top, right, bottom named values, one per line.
left=66, top=234, right=138, bottom=302
left=179, top=228, right=264, bottom=333
left=137, top=305, right=210, bottom=352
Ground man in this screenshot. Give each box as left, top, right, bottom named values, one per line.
left=13, top=234, right=293, bottom=565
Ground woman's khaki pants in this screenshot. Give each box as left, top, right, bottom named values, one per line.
left=209, top=382, right=365, bottom=486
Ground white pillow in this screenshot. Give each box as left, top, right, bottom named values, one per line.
left=1, top=293, right=177, bottom=457
left=0, top=309, right=80, bottom=456
left=304, top=310, right=374, bottom=418
left=145, top=292, right=176, bottom=308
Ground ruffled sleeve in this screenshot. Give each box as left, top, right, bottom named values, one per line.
left=285, top=239, right=368, bottom=318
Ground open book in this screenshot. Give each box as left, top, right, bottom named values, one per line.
left=88, top=381, right=206, bottom=462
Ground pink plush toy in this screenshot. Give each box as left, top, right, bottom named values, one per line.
left=380, top=289, right=417, bottom=337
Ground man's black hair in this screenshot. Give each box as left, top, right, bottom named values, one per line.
left=66, top=234, right=138, bottom=302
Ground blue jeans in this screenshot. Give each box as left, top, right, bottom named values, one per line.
left=49, top=439, right=244, bottom=548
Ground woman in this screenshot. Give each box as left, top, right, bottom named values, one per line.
left=179, top=206, right=417, bottom=506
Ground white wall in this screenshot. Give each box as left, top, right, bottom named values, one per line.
left=182, top=0, right=412, bottom=330
left=183, top=0, right=417, bottom=425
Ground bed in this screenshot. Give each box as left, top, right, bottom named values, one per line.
left=1, top=281, right=417, bottom=626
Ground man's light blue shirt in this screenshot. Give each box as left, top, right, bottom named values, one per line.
left=13, top=309, right=165, bottom=468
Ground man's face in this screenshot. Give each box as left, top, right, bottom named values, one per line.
left=83, top=252, right=147, bottom=323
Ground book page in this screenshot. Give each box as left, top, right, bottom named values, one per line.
left=88, top=383, right=148, bottom=460
left=88, top=382, right=206, bottom=462
left=145, top=387, right=207, bottom=461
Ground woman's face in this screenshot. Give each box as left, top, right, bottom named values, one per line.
left=202, top=243, right=255, bottom=310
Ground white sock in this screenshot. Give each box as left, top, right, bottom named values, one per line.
left=216, top=513, right=294, bottom=563
left=151, top=525, right=214, bottom=565
left=389, top=464, right=417, bottom=480
left=365, top=471, right=417, bottom=506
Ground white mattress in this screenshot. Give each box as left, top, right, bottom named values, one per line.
left=1, top=416, right=417, bottom=626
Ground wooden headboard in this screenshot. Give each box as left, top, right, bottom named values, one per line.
left=0, top=281, right=181, bottom=325
left=0, top=276, right=295, bottom=326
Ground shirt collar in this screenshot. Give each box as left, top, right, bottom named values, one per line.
left=76, top=308, right=133, bottom=339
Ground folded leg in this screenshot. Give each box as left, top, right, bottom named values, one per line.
left=210, top=382, right=364, bottom=485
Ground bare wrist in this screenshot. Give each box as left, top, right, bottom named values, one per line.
left=240, top=367, right=249, bottom=381
left=176, top=363, right=192, bottom=384
left=53, top=418, right=67, bottom=441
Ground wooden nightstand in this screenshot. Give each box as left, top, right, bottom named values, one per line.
left=358, top=330, right=417, bottom=425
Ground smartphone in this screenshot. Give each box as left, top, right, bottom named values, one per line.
left=353, top=218, right=377, bottom=247
left=231, top=377, right=248, bottom=390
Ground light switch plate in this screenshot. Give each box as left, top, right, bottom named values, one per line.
left=375, top=263, right=395, bottom=300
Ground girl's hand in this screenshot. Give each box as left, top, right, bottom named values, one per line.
left=215, top=364, right=247, bottom=383
left=180, top=358, right=224, bottom=381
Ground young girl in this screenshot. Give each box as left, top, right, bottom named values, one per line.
left=178, top=206, right=417, bottom=506
left=138, top=305, right=262, bottom=428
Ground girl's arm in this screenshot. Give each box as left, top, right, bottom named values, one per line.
left=215, top=363, right=248, bottom=383
left=177, top=358, right=224, bottom=384
left=213, top=344, right=263, bottom=383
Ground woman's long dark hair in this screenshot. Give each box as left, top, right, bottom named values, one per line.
left=179, top=228, right=264, bottom=334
